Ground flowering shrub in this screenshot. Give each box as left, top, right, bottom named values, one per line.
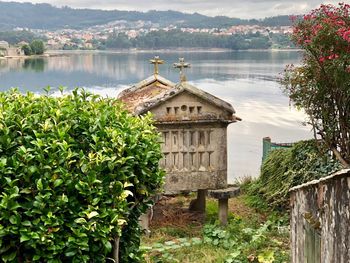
left=0, top=89, right=164, bottom=262
left=282, top=3, right=350, bottom=167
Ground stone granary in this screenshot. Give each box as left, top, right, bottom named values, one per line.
left=118, top=57, right=240, bottom=222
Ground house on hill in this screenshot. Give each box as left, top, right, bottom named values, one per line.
left=0, top=41, right=9, bottom=57
left=0, top=40, right=9, bottom=48
left=119, top=57, right=240, bottom=201
left=0, top=40, right=24, bottom=57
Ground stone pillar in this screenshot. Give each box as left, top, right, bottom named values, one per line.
left=189, top=189, right=207, bottom=212
left=218, top=198, right=228, bottom=226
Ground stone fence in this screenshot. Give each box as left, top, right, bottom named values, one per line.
left=290, top=169, right=350, bottom=263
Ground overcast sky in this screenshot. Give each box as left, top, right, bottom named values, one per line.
left=3, top=0, right=342, bottom=18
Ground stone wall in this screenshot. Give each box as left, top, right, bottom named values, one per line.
left=157, top=122, right=228, bottom=192
left=290, top=169, right=350, bottom=263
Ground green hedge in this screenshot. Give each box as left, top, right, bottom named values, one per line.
left=0, top=89, right=164, bottom=262
left=244, top=140, right=341, bottom=210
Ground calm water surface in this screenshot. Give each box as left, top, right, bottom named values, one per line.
left=0, top=50, right=312, bottom=181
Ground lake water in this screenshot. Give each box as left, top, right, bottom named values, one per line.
left=0, top=50, right=312, bottom=182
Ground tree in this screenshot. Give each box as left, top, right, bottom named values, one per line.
left=281, top=3, right=350, bottom=167
left=30, top=39, right=45, bottom=55
left=21, top=44, right=32, bottom=55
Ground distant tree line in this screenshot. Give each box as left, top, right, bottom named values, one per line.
left=0, top=30, right=42, bottom=45
left=0, top=1, right=293, bottom=30
left=102, top=30, right=292, bottom=50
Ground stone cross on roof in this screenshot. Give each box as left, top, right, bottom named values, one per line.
left=150, top=56, right=164, bottom=75
left=173, top=58, right=191, bottom=82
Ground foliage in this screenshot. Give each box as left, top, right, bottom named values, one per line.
left=143, top=214, right=289, bottom=263
left=0, top=30, right=40, bottom=45
left=29, top=39, right=45, bottom=55
left=21, top=40, right=45, bottom=56
left=0, top=89, right=164, bottom=262
left=103, top=30, right=277, bottom=50
left=281, top=3, right=350, bottom=167
left=21, top=44, right=32, bottom=56
left=106, top=33, right=133, bottom=49
left=244, top=140, right=341, bottom=209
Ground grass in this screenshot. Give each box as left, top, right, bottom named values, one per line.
left=141, top=194, right=290, bottom=263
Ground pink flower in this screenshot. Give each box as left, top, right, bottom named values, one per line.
left=328, top=54, right=339, bottom=60
left=290, top=15, right=298, bottom=22
left=342, top=30, right=350, bottom=42
left=319, top=57, right=326, bottom=63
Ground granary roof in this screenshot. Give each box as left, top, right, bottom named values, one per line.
left=118, top=57, right=241, bottom=123
left=118, top=74, right=175, bottom=112
left=134, top=81, right=235, bottom=115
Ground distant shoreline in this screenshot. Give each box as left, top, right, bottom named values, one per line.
left=0, top=54, right=50, bottom=59
left=46, top=48, right=301, bottom=56
left=0, top=48, right=301, bottom=60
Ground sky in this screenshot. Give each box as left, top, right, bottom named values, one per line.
left=2, top=0, right=342, bottom=19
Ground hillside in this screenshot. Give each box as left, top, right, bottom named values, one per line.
left=0, top=1, right=292, bottom=30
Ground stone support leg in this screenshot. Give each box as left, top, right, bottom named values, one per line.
left=189, top=189, right=207, bottom=213
left=218, top=198, right=228, bottom=226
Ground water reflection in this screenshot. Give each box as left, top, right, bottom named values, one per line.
left=0, top=50, right=302, bottom=92
left=0, top=50, right=311, bottom=179
left=23, top=58, right=46, bottom=72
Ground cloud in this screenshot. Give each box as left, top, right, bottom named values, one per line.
left=2, top=0, right=342, bottom=18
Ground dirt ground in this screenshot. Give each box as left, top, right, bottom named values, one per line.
left=150, top=195, right=205, bottom=230
left=149, top=194, right=265, bottom=231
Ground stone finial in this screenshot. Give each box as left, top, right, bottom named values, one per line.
left=173, top=58, right=191, bottom=82
left=150, top=56, right=164, bottom=75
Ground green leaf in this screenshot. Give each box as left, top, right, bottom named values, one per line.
left=61, top=194, right=68, bottom=203
left=258, top=250, right=275, bottom=263
left=87, top=211, right=99, bottom=219
left=2, top=251, right=16, bottom=262
left=65, top=251, right=76, bottom=257
left=228, top=251, right=241, bottom=258
left=121, top=190, right=133, bottom=199
left=20, top=188, right=32, bottom=194
left=104, top=241, right=112, bottom=252
left=20, top=234, right=31, bottom=243
left=33, top=255, right=41, bottom=261
left=123, top=182, right=133, bottom=188
left=117, top=219, right=127, bottom=226
left=8, top=201, right=21, bottom=211
left=74, top=218, right=87, bottom=224
left=21, top=221, right=32, bottom=227
left=37, top=179, right=43, bottom=191
left=9, top=215, right=18, bottom=225
left=53, top=179, right=63, bottom=188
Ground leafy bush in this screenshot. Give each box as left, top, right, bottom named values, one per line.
left=0, top=89, right=164, bottom=262
left=282, top=3, right=350, bottom=167
left=21, top=44, right=32, bottom=56
left=244, top=140, right=341, bottom=209
left=30, top=39, right=45, bottom=55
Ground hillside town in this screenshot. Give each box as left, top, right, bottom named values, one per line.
left=3, top=21, right=293, bottom=51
